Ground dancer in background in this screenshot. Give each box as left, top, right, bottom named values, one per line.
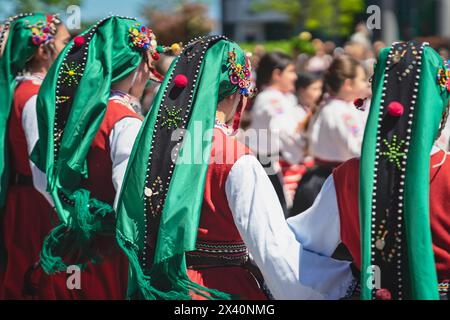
left=0, top=13, right=69, bottom=299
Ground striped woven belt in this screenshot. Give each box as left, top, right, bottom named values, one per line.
left=186, top=240, right=249, bottom=268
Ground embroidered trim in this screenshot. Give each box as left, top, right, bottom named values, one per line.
left=195, top=240, right=248, bottom=254
left=186, top=240, right=249, bottom=264
left=380, top=135, right=406, bottom=170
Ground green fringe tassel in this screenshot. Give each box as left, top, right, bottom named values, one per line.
left=40, top=224, right=70, bottom=274
left=72, top=188, right=115, bottom=239
left=117, top=232, right=238, bottom=300
left=39, top=188, right=116, bottom=275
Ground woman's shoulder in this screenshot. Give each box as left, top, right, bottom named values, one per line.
left=255, top=87, right=285, bottom=103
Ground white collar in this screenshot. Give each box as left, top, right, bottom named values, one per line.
left=16, top=73, right=45, bottom=84
left=109, top=89, right=142, bottom=115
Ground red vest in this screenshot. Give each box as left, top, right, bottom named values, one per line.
left=184, top=128, right=267, bottom=300
left=333, top=151, right=450, bottom=282
left=81, top=100, right=141, bottom=205
left=191, top=128, right=251, bottom=257
left=8, top=80, right=40, bottom=176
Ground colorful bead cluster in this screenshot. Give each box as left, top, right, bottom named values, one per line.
left=437, top=60, right=450, bottom=92
left=128, top=23, right=159, bottom=58
left=27, top=14, right=59, bottom=46
left=227, top=48, right=255, bottom=97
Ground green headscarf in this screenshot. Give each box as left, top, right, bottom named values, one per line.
left=32, top=16, right=162, bottom=274
left=116, top=36, right=253, bottom=299
left=0, top=13, right=59, bottom=208
left=360, top=41, right=450, bottom=300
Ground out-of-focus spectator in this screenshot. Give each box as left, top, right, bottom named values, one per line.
left=305, top=39, right=332, bottom=73
left=344, top=42, right=368, bottom=61
left=278, top=72, right=323, bottom=204
left=349, top=22, right=372, bottom=51
left=290, top=55, right=369, bottom=217
left=243, top=51, right=301, bottom=215
left=324, top=41, right=336, bottom=56
left=251, top=44, right=266, bottom=70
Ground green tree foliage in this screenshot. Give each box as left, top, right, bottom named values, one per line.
left=252, top=0, right=365, bottom=37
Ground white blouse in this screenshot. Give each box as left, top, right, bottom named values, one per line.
left=22, top=88, right=142, bottom=210
left=308, top=98, right=368, bottom=162
left=247, top=88, right=308, bottom=167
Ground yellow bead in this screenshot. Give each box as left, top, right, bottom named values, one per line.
left=171, top=43, right=180, bottom=50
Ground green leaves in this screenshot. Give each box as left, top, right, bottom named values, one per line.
left=252, top=0, right=365, bottom=37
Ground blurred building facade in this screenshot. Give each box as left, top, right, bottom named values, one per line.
left=368, top=0, right=450, bottom=44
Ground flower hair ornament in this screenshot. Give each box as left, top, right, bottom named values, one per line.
left=437, top=60, right=450, bottom=92
left=228, top=48, right=256, bottom=97
left=128, top=22, right=183, bottom=61
left=127, top=22, right=184, bottom=82
left=26, top=14, right=60, bottom=46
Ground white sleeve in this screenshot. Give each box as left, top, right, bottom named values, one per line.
left=109, top=117, right=142, bottom=210
left=287, top=175, right=341, bottom=256
left=22, top=95, right=54, bottom=206
left=287, top=175, right=355, bottom=297
left=333, top=110, right=364, bottom=159
left=225, top=155, right=353, bottom=299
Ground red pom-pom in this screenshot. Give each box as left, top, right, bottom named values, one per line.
left=387, top=101, right=404, bottom=117
left=174, top=74, right=188, bottom=88
left=151, top=52, right=160, bottom=61
left=74, top=36, right=85, bottom=47
left=375, top=288, right=392, bottom=300
left=354, top=98, right=364, bottom=109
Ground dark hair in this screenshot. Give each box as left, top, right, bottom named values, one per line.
left=323, top=55, right=361, bottom=95
left=295, top=72, right=322, bottom=91
left=256, top=51, right=292, bottom=90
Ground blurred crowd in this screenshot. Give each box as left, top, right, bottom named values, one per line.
left=140, top=23, right=450, bottom=218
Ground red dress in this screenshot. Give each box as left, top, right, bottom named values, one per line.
left=1, top=79, right=57, bottom=299
left=36, top=99, right=140, bottom=299
left=333, top=151, right=450, bottom=284
left=186, top=128, right=267, bottom=300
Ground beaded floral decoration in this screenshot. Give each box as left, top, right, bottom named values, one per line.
left=437, top=60, right=450, bottom=92
left=27, top=14, right=60, bottom=46
left=128, top=23, right=158, bottom=54
left=227, top=48, right=256, bottom=97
